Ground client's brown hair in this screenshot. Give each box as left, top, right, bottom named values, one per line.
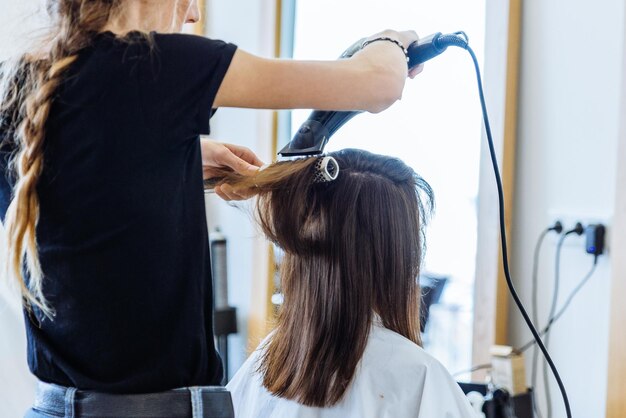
left=217, top=148, right=433, bottom=407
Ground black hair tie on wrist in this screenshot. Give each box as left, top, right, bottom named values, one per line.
left=360, top=37, right=410, bottom=63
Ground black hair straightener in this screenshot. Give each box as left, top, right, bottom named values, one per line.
left=278, top=32, right=469, bottom=157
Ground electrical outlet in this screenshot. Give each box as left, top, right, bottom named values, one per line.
left=547, top=211, right=611, bottom=251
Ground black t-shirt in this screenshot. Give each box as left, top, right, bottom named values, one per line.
left=0, top=32, right=237, bottom=393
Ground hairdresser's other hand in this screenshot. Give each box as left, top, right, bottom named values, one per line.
left=201, top=139, right=263, bottom=178
left=214, top=182, right=257, bottom=201
left=201, top=140, right=264, bottom=201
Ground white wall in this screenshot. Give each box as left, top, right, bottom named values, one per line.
left=0, top=0, right=48, bottom=58
left=510, top=0, right=623, bottom=417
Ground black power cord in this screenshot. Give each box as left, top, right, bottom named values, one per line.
left=464, top=45, right=573, bottom=418
left=531, top=222, right=562, bottom=418
left=518, top=257, right=599, bottom=354
left=455, top=257, right=599, bottom=391
left=542, top=224, right=583, bottom=418
left=531, top=229, right=550, bottom=401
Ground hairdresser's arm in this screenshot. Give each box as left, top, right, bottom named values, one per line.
left=214, top=30, right=421, bottom=114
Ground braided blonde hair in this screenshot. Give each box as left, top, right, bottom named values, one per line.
left=1, top=0, right=120, bottom=316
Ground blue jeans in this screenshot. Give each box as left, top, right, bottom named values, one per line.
left=26, top=381, right=235, bottom=418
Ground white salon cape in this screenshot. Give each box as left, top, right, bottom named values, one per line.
left=227, top=322, right=476, bottom=418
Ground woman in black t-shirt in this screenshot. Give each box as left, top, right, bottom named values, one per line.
left=0, top=1, right=422, bottom=417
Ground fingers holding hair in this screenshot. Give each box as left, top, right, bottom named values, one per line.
left=214, top=183, right=255, bottom=201
left=218, top=143, right=264, bottom=175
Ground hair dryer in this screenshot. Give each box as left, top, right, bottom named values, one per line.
left=278, top=32, right=469, bottom=157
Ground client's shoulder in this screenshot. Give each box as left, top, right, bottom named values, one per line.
left=361, top=324, right=451, bottom=379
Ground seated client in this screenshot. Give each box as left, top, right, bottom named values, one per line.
left=220, top=148, right=475, bottom=417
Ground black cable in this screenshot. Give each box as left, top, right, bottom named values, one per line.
left=517, top=257, right=599, bottom=353
left=531, top=222, right=562, bottom=397
left=452, top=223, right=561, bottom=418
left=464, top=45, right=572, bottom=418
left=548, top=256, right=598, bottom=329
left=531, top=229, right=550, bottom=395
left=543, top=225, right=582, bottom=418
left=455, top=254, right=597, bottom=417
left=531, top=224, right=561, bottom=418
left=454, top=225, right=562, bottom=418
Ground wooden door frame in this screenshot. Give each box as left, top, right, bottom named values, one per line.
left=606, top=127, right=626, bottom=417
left=605, top=7, right=626, bottom=413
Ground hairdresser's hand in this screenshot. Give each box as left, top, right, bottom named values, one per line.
left=397, top=30, right=424, bottom=79
left=363, top=29, right=423, bottom=79
left=201, top=140, right=264, bottom=200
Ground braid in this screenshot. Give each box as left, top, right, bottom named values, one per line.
left=2, top=0, right=119, bottom=317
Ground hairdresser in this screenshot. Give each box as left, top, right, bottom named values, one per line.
left=0, top=1, right=422, bottom=417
